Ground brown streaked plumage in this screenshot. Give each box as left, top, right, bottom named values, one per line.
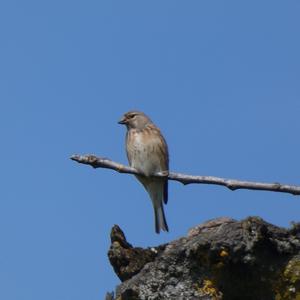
left=118, top=111, right=169, bottom=233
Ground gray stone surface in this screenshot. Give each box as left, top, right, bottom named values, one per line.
left=107, top=217, right=300, bottom=300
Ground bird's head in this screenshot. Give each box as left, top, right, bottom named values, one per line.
left=118, top=111, right=152, bottom=130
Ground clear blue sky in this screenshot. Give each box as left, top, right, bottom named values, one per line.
left=1, top=1, right=300, bottom=299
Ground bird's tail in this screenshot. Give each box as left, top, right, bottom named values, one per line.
left=139, top=177, right=169, bottom=234
left=154, top=204, right=169, bottom=234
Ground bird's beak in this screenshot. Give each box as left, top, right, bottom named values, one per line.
left=118, top=116, right=127, bottom=125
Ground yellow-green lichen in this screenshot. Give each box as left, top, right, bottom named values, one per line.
left=195, top=279, right=223, bottom=300
left=275, top=256, right=300, bottom=300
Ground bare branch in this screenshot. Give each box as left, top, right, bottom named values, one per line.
left=70, top=154, right=300, bottom=196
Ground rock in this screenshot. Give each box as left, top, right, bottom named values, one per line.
left=107, top=217, right=300, bottom=300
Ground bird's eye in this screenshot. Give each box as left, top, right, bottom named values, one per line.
left=128, top=114, right=135, bottom=119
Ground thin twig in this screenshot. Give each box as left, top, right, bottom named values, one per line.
left=70, top=154, right=300, bottom=196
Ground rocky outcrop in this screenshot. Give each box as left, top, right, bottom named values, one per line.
left=106, top=217, right=300, bottom=300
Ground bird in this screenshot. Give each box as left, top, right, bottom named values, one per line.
left=118, top=111, right=169, bottom=233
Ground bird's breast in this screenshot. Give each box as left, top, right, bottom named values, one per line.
left=126, top=130, right=162, bottom=176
